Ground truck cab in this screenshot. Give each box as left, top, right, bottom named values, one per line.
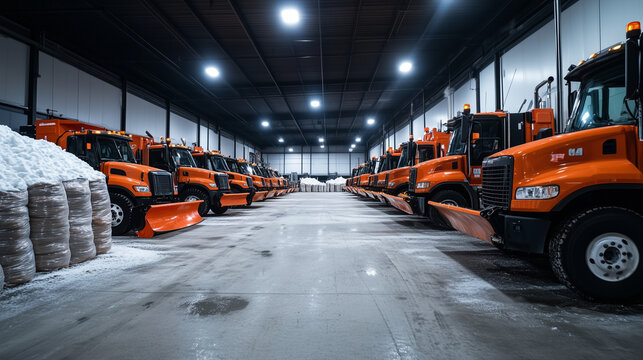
left=192, top=149, right=256, bottom=206
left=431, top=22, right=643, bottom=302
left=224, top=157, right=270, bottom=201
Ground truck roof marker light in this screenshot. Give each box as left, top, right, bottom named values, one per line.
left=463, top=104, right=471, bottom=115
left=409, top=135, right=414, bottom=140
left=626, top=21, right=641, bottom=39
left=589, top=52, right=598, bottom=59
left=424, top=127, right=430, bottom=133
left=577, top=60, right=585, bottom=66
left=609, top=44, right=623, bottom=52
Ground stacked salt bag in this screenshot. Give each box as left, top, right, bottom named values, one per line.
left=326, top=177, right=346, bottom=192
left=300, top=177, right=325, bottom=192
left=0, top=125, right=107, bottom=274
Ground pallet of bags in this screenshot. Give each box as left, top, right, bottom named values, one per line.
left=63, top=178, right=96, bottom=264
left=89, top=178, right=112, bottom=254
left=0, top=189, right=36, bottom=285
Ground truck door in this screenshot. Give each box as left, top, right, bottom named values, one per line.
left=66, top=135, right=100, bottom=170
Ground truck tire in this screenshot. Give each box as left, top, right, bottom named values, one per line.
left=110, top=193, right=133, bottom=236
left=428, top=190, right=469, bottom=229
left=180, top=188, right=210, bottom=217
left=549, top=206, right=643, bottom=302
left=210, top=204, right=228, bottom=215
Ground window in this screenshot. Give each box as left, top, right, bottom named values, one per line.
left=149, top=149, right=168, bottom=170
left=470, top=119, right=504, bottom=166
left=170, top=148, right=196, bottom=167
left=193, top=155, right=208, bottom=170
left=211, top=156, right=230, bottom=172
left=96, top=137, right=122, bottom=161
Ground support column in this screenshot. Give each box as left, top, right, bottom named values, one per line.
left=553, top=0, right=564, bottom=133
left=120, top=78, right=127, bottom=131
left=165, top=100, right=170, bottom=138
left=27, top=45, right=39, bottom=125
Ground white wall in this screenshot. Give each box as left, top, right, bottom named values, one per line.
left=453, top=78, right=477, bottom=113
left=125, top=93, right=165, bottom=138
left=479, top=62, right=496, bottom=112
left=394, top=123, right=409, bottom=147
left=369, top=145, right=380, bottom=159
left=220, top=135, right=235, bottom=157
left=208, top=127, right=218, bottom=151
left=0, top=35, right=28, bottom=107
left=310, top=153, right=328, bottom=175
left=284, top=153, right=300, bottom=174
left=235, top=139, right=244, bottom=158
left=426, top=98, right=449, bottom=132
left=328, top=153, right=350, bottom=174
left=350, top=153, right=364, bottom=170
left=412, top=115, right=425, bottom=138
left=169, top=112, right=197, bottom=146
left=38, top=52, right=121, bottom=129
left=199, top=125, right=208, bottom=148
left=501, top=22, right=556, bottom=114
left=266, top=153, right=284, bottom=173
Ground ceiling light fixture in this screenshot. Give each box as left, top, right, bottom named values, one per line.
left=278, top=137, right=284, bottom=143
left=351, top=144, right=356, bottom=148
left=349, top=148, right=353, bottom=152
left=398, top=61, right=413, bottom=74
left=261, top=120, right=270, bottom=127
left=288, top=147, right=294, bottom=152
left=280, top=8, right=300, bottom=26
left=355, top=136, right=361, bottom=142
left=320, top=144, right=325, bottom=149
left=310, top=99, right=321, bottom=108
left=367, top=118, right=375, bottom=125
left=318, top=137, right=324, bottom=143
left=204, top=66, right=220, bottom=78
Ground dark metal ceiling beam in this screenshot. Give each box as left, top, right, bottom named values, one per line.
left=336, top=0, right=362, bottom=138
left=226, top=0, right=309, bottom=146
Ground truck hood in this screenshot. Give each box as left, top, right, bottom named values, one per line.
left=413, top=155, right=465, bottom=174
left=103, top=161, right=165, bottom=174
left=179, top=166, right=223, bottom=180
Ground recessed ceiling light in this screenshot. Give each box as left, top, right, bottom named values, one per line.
left=355, top=136, right=361, bottom=142
left=320, top=144, right=325, bottom=149
left=318, top=137, right=324, bottom=143
left=398, top=61, right=413, bottom=73
left=204, top=66, right=220, bottom=78
left=367, top=118, right=375, bottom=125
left=351, top=144, right=356, bottom=148
left=310, top=99, right=321, bottom=108
left=261, top=120, right=270, bottom=127
left=278, top=137, right=284, bottom=143
left=288, top=147, right=294, bottom=152
left=349, top=148, right=353, bottom=152
left=281, top=8, right=300, bottom=25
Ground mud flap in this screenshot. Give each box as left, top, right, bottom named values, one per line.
left=253, top=191, right=268, bottom=202
left=382, top=193, right=414, bottom=215
left=136, top=201, right=204, bottom=238
left=428, top=201, right=495, bottom=243
left=220, top=193, right=249, bottom=207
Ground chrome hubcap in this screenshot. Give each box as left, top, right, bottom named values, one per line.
left=111, top=203, right=124, bottom=227
left=185, top=195, right=200, bottom=202
left=586, top=233, right=639, bottom=282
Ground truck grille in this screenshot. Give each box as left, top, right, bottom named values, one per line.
left=384, top=172, right=389, bottom=187
left=148, top=171, right=174, bottom=196
left=247, top=177, right=253, bottom=188
left=409, top=168, right=417, bottom=192
left=215, top=173, right=230, bottom=190
left=481, top=156, right=514, bottom=209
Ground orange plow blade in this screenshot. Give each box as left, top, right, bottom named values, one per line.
left=137, top=201, right=203, bottom=238
left=366, top=190, right=378, bottom=200
left=357, top=188, right=367, bottom=197
left=383, top=194, right=414, bottom=215
left=428, top=202, right=495, bottom=243
left=277, top=189, right=287, bottom=196
left=374, top=192, right=388, bottom=204
left=220, top=193, right=250, bottom=207
left=265, top=190, right=277, bottom=198
left=253, top=191, right=268, bottom=202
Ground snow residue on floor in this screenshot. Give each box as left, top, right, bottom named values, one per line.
left=0, top=243, right=165, bottom=321
left=0, top=125, right=103, bottom=191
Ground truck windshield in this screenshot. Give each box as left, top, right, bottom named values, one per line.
left=210, top=156, right=230, bottom=172
left=397, top=145, right=409, bottom=168
left=446, top=125, right=466, bottom=156
left=170, top=148, right=197, bottom=167
left=97, top=137, right=136, bottom=163
left=238, top=163, right=254, bottom=175
left=568, top=68, right=637, bottom=132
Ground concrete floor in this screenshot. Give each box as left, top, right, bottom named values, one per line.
left=1, top=192, right=643, bottom=359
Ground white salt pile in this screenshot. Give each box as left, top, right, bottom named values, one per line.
left=0, top=125, right=104, bottom=191
left=300, top=177, right=324, bottom=185
left=326, top=177, right=346, bottom=185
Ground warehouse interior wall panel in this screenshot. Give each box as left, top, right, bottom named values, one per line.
left=266, top=153, right=284, bottom=173
left=425, top=98, right=449, bottom=132
left=412, top=115, right=425, bottom=138
left=302, top=153, right=311, bottom=175
left=453, top=78, right=477, bottom=113
left=369, top=145, right=380, bottom=159
left=501, top=21, right=556, bottom=115
left=310, top=153, right=329, bottom=175
left=0, top=106, right=27, bottom=131
left=0, top=34, right=28, bottom=107
left=125, top=92, right=165, bottom=139
left=38, top=52, right=121, bottom=129
left=598, top=0, right=643, bottom=50
left=329, top=153, right=350, bottom=175
left=387, top=134, right=394, bottom=150
left=208, top=128, right=218, bottom=151
left=479, top=62, right=496, bottom=113
left=350, top=153, right=364, bottom=170
left=199, top=125, right=208, bottom=148
left=284, top=153, right=300, bottom=174
left=169, top=112, right=197, bottom=146
left=220, top=135, right=235, bottom=157
left=235, top=139, right=244, bottom=158
left=394, top=124, right=409, bottom=148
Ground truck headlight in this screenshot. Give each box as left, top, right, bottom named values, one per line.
left=209, top=183, right=218, bottom=188
left=416, top=182, right=430, bottom=189
left=515, top=185, right=559, bottom=200
left=133, top=185, right=149, bottom=192
left=174, top=186, right=178, bottom=193
left=388, top=182, right=396, bottom=188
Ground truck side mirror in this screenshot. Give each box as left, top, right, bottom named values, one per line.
left=625, top=22, right=641, bottom=100
left=568, top=90, right=578, bottom=117
left=460, top=115, right=471, bottom=143
left=534, top=128, right=553, bottom=140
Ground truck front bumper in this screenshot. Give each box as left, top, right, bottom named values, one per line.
left=428, top=202, right=551, bottom=254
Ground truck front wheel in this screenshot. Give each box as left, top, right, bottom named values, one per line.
left=549, top=206, right=643, bottom=302
left=180, top=188, right=211, bottom=217
left=428, top=190, right=468, bottom=229
left=110, top=193, right=133, bottom=236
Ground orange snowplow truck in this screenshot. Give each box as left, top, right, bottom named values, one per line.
left=130, top=133, right=249, bottom=216
left=191, top=148, right=257, bottom=206
left=222, top=157, right=270, bottom=202
left=35, top=119, right=203, bottom=237
left=408, top=100, right=556, bottom=227
left=380, top=129, right=451, bottom=213
left=364, top=147, right=401, bottom=201
left=431, top=22, right=643, bottom=301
